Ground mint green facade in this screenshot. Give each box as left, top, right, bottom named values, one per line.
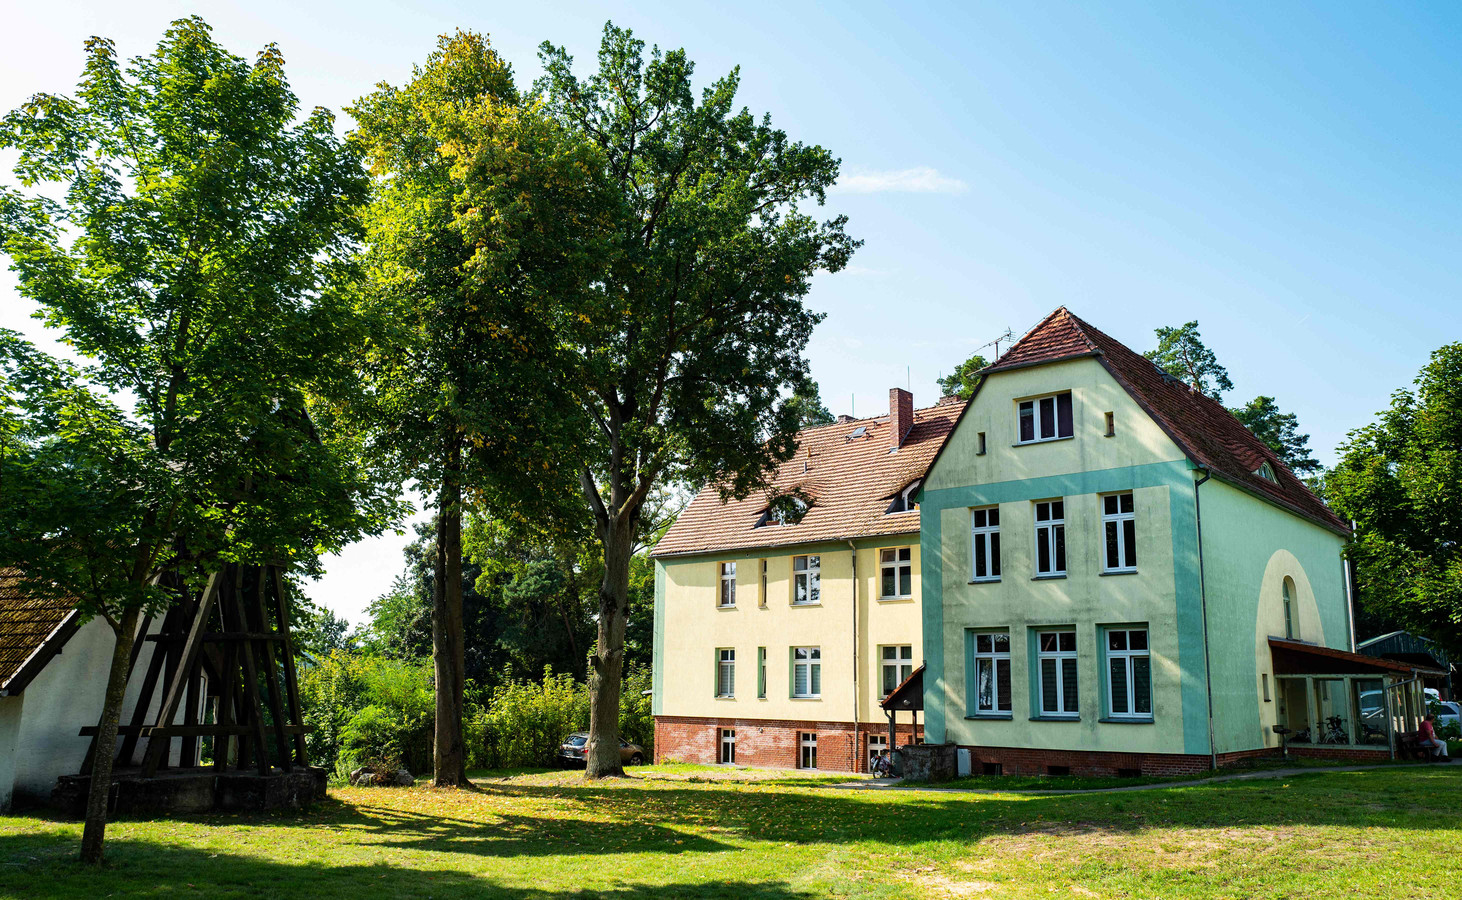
left=919, top=356, right=1349, bottom=760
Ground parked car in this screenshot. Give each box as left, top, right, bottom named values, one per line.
left=557, top=732, right=646, bottom=768
left=1432, top=700, right=1461, bottom=731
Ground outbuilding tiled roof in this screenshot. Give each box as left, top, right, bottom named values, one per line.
left=983, top=308, right=1349, bottom=535
left=652, top=399, right=966, bottom=558
left=0, top=570, right=78, bottom=692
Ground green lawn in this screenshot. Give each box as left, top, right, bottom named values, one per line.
left=1, top=764, right=1459, bottom=898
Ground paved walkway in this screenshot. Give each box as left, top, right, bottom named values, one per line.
left=832, top=759, right=1455, bottom=796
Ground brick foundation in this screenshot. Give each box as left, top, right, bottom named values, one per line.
left=654, top=715, right=922, bottom=773
left=1286, top=745, right=1391, bottom=763
left=955, top=744, right=1218, bottom=777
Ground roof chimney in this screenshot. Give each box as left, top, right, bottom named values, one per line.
left=889, top=388, right=913, bottom=450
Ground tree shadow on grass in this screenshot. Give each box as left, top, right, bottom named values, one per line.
left=474, top=764, right=1462, bottom=846
left=0, top=834, right=820, bottom=900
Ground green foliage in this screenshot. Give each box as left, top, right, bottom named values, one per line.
left=300, top=651, right=434, bottom=777
left=1328, top=342, right=1462, bottom=658
left=471, top=670, right=588, bottom=769
left=0, top=16, right=399, bottom=618
left=785, top=380, right=836, bottom=427
left=1144, top=321, right=1234, bottom=400
left=1231, top=395, right=1322, bottom=475
left=937, top=353, right=989, bottom=401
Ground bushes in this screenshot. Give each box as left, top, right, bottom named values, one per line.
left=468, top=667, right=655, bottom=769
left=300, top=651, right=654, bottom=777
left=300, top=651, right=434, bottom=778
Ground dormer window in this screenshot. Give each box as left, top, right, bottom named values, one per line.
left=1255, top=461, right=1278, bottom=484
left=1017, top=392, right=1074, bottom=444
left=756, top=494, right=809, bottom=527
left=885, top=480, right=921, bottom=514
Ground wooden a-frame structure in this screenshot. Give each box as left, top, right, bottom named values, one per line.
left=79, top=562, right=308, bottom=776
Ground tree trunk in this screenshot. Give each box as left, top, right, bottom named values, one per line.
left=432, top=442, right=467, bottom=787
left=586, top=515, right=634, bottom=779
left=79, top=607, right=141, bottom=864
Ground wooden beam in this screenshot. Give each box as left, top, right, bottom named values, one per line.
left=247, top=567, right=292, bottom=772
left=270, top=566, right=309, bottom=766
left=81, top=724, right=308, bottom=737
left=141, top=571, right=221, bottom=777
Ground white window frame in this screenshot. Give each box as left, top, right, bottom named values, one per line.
left=867, top=733, right=889, bottom=771
left=719, top=561, right=737, bottom=608
left=970, top=506, right=1001, bottom=582
left=716, top=648, right=735, bottom=698
left=881, top=645, right=914, bottom=698
left=879, top=547, right=913, bottom=599
left=1037, top=629, right=1079, bottom=717
left=1105, top=627, right=1151, bottom=719
left=1033, top=500, right=1067, bottom=577
left=1017, top=391, right=1074, bottom=444
left=1101, top=493, right=1137, bottom=573
left=799, top=731, right=818, bottom=769
left=757, top=559, right=768, bottom=609
left=1283, top=578, right=1295, bottom=639
left=792, top=555, right=820, bottom=605
left=719, top=728, right=736, bottom=764
left=973, top=631, right=1012, bottom=715
left=792, top=646, right=821, bottom=698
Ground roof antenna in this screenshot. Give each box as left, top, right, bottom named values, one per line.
left=907, top=365, right=911, bottom=391
left=977, top=328, right=1015, bottom=361
left=850, top=393, right=855, bottom=418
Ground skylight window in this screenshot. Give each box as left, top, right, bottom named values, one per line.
left=847, top=425, right=867, bottom=441
left=1255, top=461, right=1278, bottom=484
left=886, top=480, right=921, bottom=514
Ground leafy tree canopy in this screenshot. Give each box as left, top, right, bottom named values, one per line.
left=937, top=352, right=989, bottom=401
left=1327, top=342, right=1462, bottom=658
left=1144, top=321, right=1234, bottom=400
left=1231, top=395, right=1322, bottom=475
left=786, top=380, right=836, bottom=427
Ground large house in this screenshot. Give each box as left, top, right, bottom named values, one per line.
left=652, top=308, right=1435, bottom=775
left=650, top=390, right=962, bottom=772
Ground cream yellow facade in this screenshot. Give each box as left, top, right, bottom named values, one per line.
left=654, top=537, right=924, bottom=727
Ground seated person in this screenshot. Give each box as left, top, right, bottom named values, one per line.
left=1419, top=714, right=1449, bottom=760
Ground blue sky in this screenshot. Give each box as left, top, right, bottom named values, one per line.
left=4, top=1, right=1459, bottom=623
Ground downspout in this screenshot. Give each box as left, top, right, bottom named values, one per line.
left=848, top=540, right=859, bottom=772
left=1344, top=521, right=1359, bottom=653
left=1194, top=469, right=1218, bottom=771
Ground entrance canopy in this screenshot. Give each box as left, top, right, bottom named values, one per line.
left=881, top=664, right=924, bottom=712
left=1269, top=638, right=1446, bottom=678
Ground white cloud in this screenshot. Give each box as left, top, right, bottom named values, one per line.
left=835, top=166, right=969, bottom=195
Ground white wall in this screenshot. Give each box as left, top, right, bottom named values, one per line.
left=0, top=695, right=23, bottom=811
left=6, top=612, right=185, bottom=808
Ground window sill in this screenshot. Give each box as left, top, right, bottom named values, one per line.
left=967, top=578, right=1001, bottom=585
left=1032, top=574, right=1067, bottom=581
left=791, top=603, right=822, bottom=608
left=717, top=605, right=737, bottom=610
left=966, top=713, right=1013, bottom=720
left=1099, top=570, right=1138, bottom=577
left=1029, top=715, right=1081, bottom=723
left=790, top=696, right=822, bottom=701
left=715, top=696, right=736, bottom=701
left=1012, top=435, right=1075, bottom=447
left=877, top=596, right=915, bottom=603
left=1099, top=716, right=1154, bottom=725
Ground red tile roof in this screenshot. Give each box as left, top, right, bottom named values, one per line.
left=652, top=399, right=966, bottom=558
left=983, top=308, right=1349, bottom=535
left=0, top=570, right=79, bottom=692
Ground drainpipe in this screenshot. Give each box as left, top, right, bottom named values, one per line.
left=849, top=540, right=859, bottom=773
left=1343, top=528, right=1358, bottom=653
left=1194, top=469, right=1218, bottom=771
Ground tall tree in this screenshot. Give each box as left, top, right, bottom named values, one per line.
left=1327, top=343, right=1462, bottom=658
left=786, top=379, right=836, bottom=426
left=937, top=352, right=989, bottom=401
left=0, top=18, right=391, bottom=862
left=1144, top=321, right=1234, bottom=399
left=350, top=31, right=603, bottom=785
left=1231, top=395, right=1322, bottom=475
left=517, top=23, right=858, bottom=777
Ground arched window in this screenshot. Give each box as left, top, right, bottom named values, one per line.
left=1282, top=577, right=1296, bottom=640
